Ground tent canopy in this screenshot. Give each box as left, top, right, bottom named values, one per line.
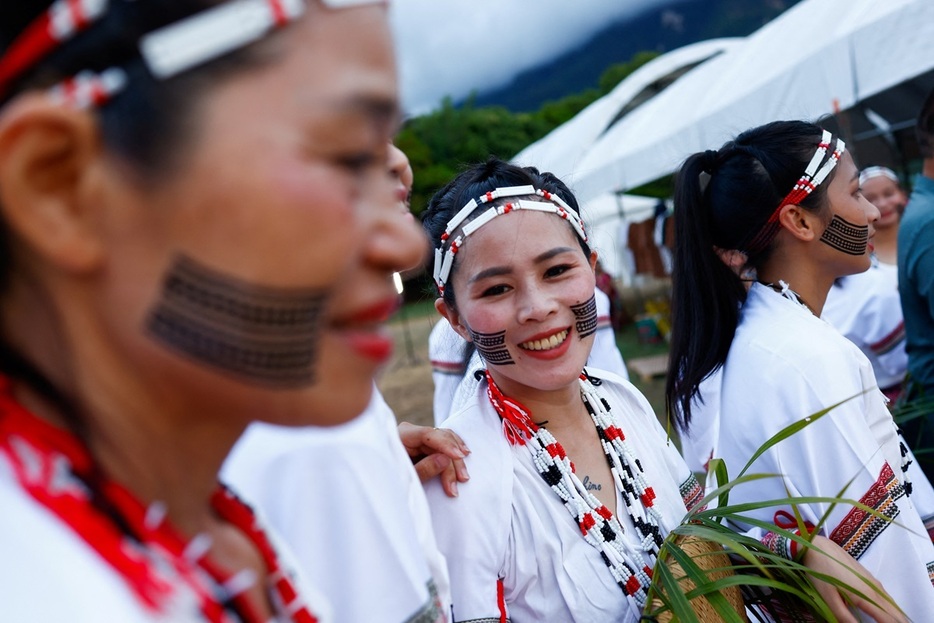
left=511, top=38, right=742, bottom=181
left=569, top=0, right=934, bottom=202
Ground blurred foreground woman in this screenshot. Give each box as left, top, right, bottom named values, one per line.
left=0, top=0, right=423, bottom=620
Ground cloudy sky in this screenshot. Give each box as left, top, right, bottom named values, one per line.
left=389, top=0, right=672, bottom=116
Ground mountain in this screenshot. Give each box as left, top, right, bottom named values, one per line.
left=472, top=0, right=802, bottom=112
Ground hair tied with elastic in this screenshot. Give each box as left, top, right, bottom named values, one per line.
left=697, top=149, right=718, bottom=193
left=701, top=150, right=719, bottom=174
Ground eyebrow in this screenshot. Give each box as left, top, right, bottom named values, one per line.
left=467, top=246, right=578, bottom=284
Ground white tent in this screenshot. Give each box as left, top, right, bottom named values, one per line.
left=578, top=193, right=663, bottom=285
left=511, top=38, right=742, bottom=181
left=570, top=0, right=934, bottom=202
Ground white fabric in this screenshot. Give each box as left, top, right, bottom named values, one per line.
left=570, top=0, right=934, bottom=201
left=511, top=38, right=742, bottom=182
left=429, top=288, right=629, bottom=425
left=425, top=370, right=693, bottom=623
left=679, top=366, right=723, bottom=474
left=222, top=388, right=451, bottom=623
left=822, top=261, right=907, bottom=390
left=715, top=283, right=934, bottom=620
left=0, top=451, right=330, bottom=622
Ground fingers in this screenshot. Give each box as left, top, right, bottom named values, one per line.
left=397, top=422, right=470, bottom=462
left=848, top=590, right=908, bottom=623
left=414, top=453, right=451, bottom=487
left=439, top=460, right=460, bottom=498
left=414, top=454, right=466, bottom=498
left=812, top=580, right=858, bottom=623
left=425, top=427, right=470, bottom=461
left=802, top=536, right=907, bottom=623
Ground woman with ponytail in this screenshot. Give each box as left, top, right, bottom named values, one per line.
left=0, top=1, right=424, bottom=620
left=423, top=156, right=902, bottom=623
left=668, top=120, right=934, bottom=619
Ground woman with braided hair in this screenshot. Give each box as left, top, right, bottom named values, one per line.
left=421, top=156, right=901, bottom=622
left=0, top=1, right=424, bottom=620
left=667, top=120, right=934, bottom=620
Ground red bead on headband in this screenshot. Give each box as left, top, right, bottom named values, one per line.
left=0, top=0, right=385, bottom=109
left=433, top=185, right=587, bottom=294
left=743, top=130, right=845, bottom=256
left=0, top=0, right=108, bottom=99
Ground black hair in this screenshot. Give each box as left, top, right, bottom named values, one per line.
left=421, top=156, right=590, bottom=312
left=666, top=120, right=836, bottom=430
left=0, top=1, right=279, bottom=428
left=0, top=1, right=278, bottom=177
left=918, top=86, right=934, bottom=160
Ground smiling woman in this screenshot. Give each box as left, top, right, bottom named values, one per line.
left=0, top=1, right=424, bottom=621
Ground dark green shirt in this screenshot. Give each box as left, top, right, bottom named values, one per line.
left=898, top=174, right=934, bottom=391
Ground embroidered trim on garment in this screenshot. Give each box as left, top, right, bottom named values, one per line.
left=869, top=321, right=906, bottom=356
left=484, top=369, right=664, bottom=608
left=0, top=377, right=319, bottom=623
left=404, top=580, right=446, bottom=623
left=679, top=473, right=705, bottom=513
left=430, top=359, right=467, bottom=375
left=829, top=462, right=905, bottom=560
left=927, top=561, right=934, bottom=588
left=761, top=531, right=796, bottom=561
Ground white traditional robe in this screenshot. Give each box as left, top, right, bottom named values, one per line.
left=424, top=370, right=702, bottom=623
left=716, top=283, right=934, bottom=621
left=222, top=388, right=450, bottom=623
left=823, top=261, right=907, bottom=390
left=0, top=449, right=330, bottom=622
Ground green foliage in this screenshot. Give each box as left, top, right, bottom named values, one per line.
left=645, top=392, right=905, bottom=622
left=400, top=52, right=666, bottom=217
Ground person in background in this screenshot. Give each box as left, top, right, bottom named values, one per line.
left=898, top=87, right=934, bottom=479
left=667, top=120, right=934, bottom=620
left=223, top=143, right=470, bottom=623
left=860, top=166, right=906, bottom=268
left=822, top=166, right=908, bottom=403
left=422, top=157, right=901, bottom=623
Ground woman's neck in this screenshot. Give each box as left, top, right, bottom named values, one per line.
left=487, top=370, right=588, bottom=431
left=3, top=278, right=240, bottom=538
left=755, top=264, right=832, bottom=317
left=872, top=224, right=898, bottom=265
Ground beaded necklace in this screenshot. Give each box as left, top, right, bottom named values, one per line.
left=484, top=369, right=665, bottom=607
left=0, top=378, right=318, bottom=623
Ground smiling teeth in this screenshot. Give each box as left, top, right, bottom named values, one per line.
left=520, top=329, right=569, bottom=351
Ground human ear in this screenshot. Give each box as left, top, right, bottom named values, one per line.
left=588, top=250, right=598, bottom=273
left=777, top=203, right=818, bottom=243
left=435, top=297, right=472, bottom=342
left=0, top=95, right=105, bottom=274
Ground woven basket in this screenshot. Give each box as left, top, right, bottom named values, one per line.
left=645, top=535, right=748, bottom=622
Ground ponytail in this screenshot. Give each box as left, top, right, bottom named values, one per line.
left=665, top=120, right=836, bottom=430
left=666, top=152, right=746, bottom=429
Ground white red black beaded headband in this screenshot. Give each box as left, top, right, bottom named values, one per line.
left=743, top=129, right=845, bottom=256
left=859, top=166, right=899, bottom=186
left=0, top=0, right=385, bottom=109
left=433, top=184, right=587, bottom=294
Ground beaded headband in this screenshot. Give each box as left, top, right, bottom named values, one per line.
left=743, top=129, right=845, bottom=256
left=433, top=184, right=587, bottom=294
left=0, top=0, right=384, bottom=109
left=858, top=166, right=899, bottom=187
